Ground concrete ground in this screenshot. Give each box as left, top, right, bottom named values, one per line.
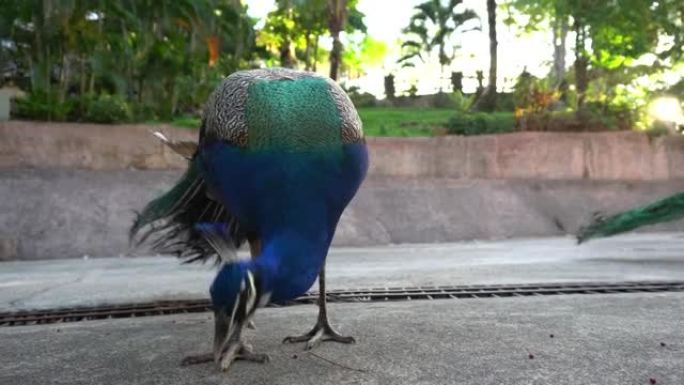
left=1, top=233, right=683, bottom=384
left=2, top=232, right=684, bottom=312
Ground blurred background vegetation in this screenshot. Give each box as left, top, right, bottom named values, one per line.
left=1, top=0, right=683, bottom=136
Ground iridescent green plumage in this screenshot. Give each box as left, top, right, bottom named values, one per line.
left=245, top=77, right=342, bottom=150
left=577, top=192, right=684, bottom=243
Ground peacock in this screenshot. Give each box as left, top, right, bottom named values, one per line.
left=576, top=192, right=684, bottom=243
left=130, top=68, right=368, bottom=371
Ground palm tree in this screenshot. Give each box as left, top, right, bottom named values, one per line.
left=472, top=0, right=498, bottom=111
left=327, top=0, right=346, bottom=80
left=398, top=0, right=478, bottom=88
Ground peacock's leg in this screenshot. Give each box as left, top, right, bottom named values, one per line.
left=282, top=261, right=355, bottom=350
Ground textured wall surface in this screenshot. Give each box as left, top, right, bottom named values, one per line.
left=2, top=121, right=684, bottom=180
left=2, top=122, right=684, bottom=260
left=2, top=169, right=684, bottom=260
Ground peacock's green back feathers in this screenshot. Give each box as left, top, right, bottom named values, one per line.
left=202, top=68, right=363, bottom=148
left=576, top=192, right=684, bottom=244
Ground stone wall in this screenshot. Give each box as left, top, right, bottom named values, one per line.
left=2, top=121, right=684, bottom=260
left=2, top=169, right=683, bottom=260
left=2, top=121, right=684, bottom=180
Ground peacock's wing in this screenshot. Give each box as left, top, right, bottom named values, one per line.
left=130, top=128, right=246, bottom=264
left=576, top=192, right=684, bottom=244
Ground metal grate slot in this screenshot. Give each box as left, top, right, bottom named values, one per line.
left=1, top=280, right=681, bottom=327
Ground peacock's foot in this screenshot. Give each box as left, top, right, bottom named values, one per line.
left=181, top=353, right=213, bottom=366
left=282, top=320, right=355, bottom=350
left=180, top=342, right=269, bottom=370
left=218, top=341, right=270, bottom=372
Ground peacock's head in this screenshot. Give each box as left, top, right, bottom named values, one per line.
left=210, top=261, right=270, bottom=362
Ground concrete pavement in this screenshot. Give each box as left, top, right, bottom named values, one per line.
left=1, top=233, right=683, bottom=384
left=1, top=232, right=684, bottom=312
left=1, top=293, right=681, bottom=385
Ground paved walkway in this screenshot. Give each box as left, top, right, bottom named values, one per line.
left=2, top=293, right=681, bottom=385
left=1, top=233, right=684, bottom=311
left=1, top=233, right=683, bottom=384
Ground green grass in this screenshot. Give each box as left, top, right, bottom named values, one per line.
left=166, top=108, right=456, bottom=137
left=170, top=116, right=201, bottom=129
left=358, top=107, right=454, bottom=137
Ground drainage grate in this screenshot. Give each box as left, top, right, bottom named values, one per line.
left=1, top=281, right=682, bottom=327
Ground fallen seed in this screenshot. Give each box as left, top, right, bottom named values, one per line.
left=660, top=342, right=666, bottom=347
left=649, top=378, right=656, bottom=385
left=292, top=354, right=298, bottom=359
left=528, top=354, right=534, bottom=359
left=549, top=334, right=554, bottom=338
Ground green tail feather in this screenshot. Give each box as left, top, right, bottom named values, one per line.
left=130, top=157, right=202, bottom=240
left=577, top=192, right=684, bottom=244
left=130, top=155, right=246, bottom=263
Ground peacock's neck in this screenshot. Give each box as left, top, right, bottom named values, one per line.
left=254, top=227, right=331, bottom=303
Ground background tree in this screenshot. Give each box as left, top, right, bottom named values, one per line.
left=509, top=0, right=684, bottom=110
left=472, top=0, right=498, bottom=111
left=398, top=0, right=478, bottom=89
left=0, top=0, right=258, bottom=121
left=292, top=0, right=328, bottom=71
left=341, top=35, right=386, bottom=79
left=327, top=0, right=346, bottom=80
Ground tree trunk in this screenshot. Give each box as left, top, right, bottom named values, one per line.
left=552, top=15, right=568, bottom=86
left=574, top=19, right=588, bottom=110
left=486, top=0, right=497, bottom=95
left=312, top=34, right=319, bottom=71
left=327, top=0, right=347, bottom=81
left=329, top=37, right=342, bottom=80
left=279, top=39, right=295, bottom=68
left=58, top=52, right=69, bottom=105
left=480, top=0, right=498, bottom=110
left=471, top=0, right=497, bottom=112
left=304, top=31, right=313, bottom=71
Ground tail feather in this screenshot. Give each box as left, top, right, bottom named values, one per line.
left=151, top=130, right=198, bottom=159
left=129, top=155, right=246, bottom=263
left=576, top=192, right=684, bottom=244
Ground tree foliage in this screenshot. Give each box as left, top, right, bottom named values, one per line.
left=398, top=0, right=479, bottom=74
left=509, top=0, right=684, bottom=112
left=257, top=0, right=366, bottom=77
left=1, top=0, right=258, bottom=121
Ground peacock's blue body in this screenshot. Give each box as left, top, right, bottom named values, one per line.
left=200, top=140, right=367, bottom=302
left=131, top=68, right=368, bottom=371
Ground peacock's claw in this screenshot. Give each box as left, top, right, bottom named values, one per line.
left=180, top=342, right=269, bottom=370
left=180, top=353, right=213, bottom=366
left=236, top=342, right=270, bottom=364
left=283, top=321, right=355, bottom=350
left=217, top=342, right=270, bottom=372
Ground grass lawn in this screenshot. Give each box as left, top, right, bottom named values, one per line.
left=358, top=107, right=454, bottom=136
left=169, top=107, right=455, bottom=137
